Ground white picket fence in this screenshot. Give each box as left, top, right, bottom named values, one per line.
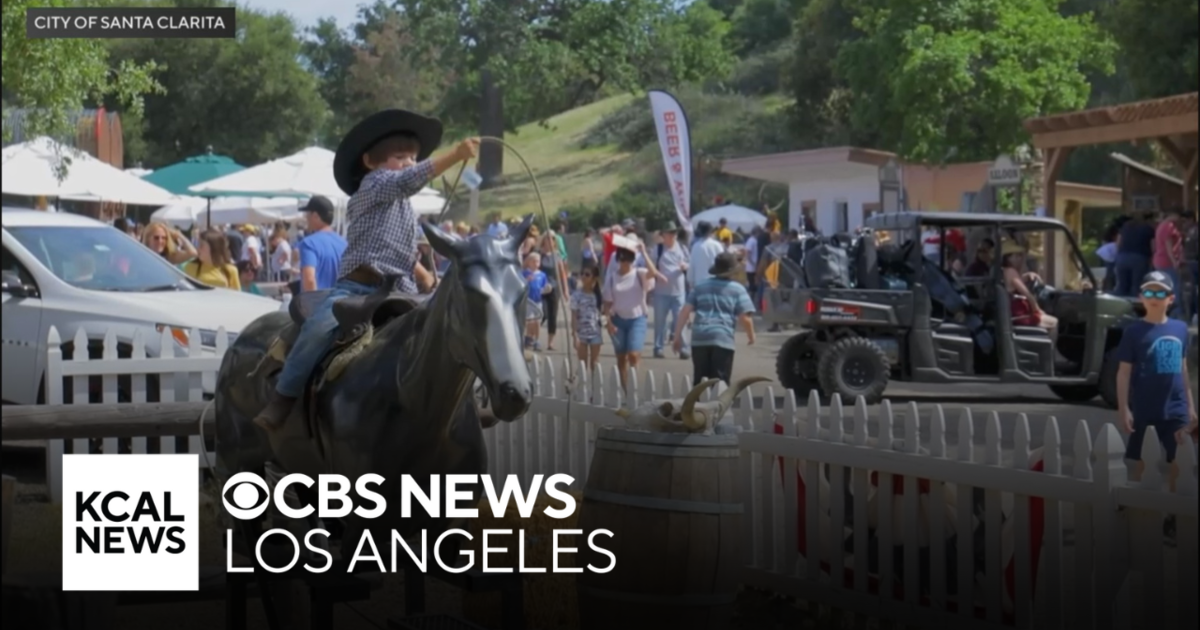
left=41, top=325, right=224, bottom=503
left=21, top=325, right=1199, bottom=629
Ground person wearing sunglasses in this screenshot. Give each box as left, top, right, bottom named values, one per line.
left=1115, top=271, right=1196, bottom=490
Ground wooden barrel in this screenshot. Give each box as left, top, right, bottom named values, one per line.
left=577, top=428, right=742, bottom=630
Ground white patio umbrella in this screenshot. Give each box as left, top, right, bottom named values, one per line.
left=1, top=137, right=178, bottom=206
left=187, top=146, right=348, bottom=200
left=412, top=187, right=448, bottom=216
left=692, top=204, right=767, bottom=233
left=150, top=196, right=300, bottom=227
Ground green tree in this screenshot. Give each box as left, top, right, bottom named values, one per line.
left=302, top=17, right=357, bottom=147
left=1106, top=0, right=1199, bottom=99
left=2, top=0, right=161, bottom=147
left=397, top=0, right=734, bottom=181
left=108, top=7, right=328, bottom=167
left=837, top=0, right=1115, bottom=163
left=346, top=11, right=454, bottom=128
left=785, top=0, right=862, bottom=147
left=728, top=0, right=801, bottom=57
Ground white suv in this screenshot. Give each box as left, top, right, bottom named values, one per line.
left=1, top=208, right=280, bottom=404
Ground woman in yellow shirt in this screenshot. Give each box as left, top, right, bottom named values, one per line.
left=183, top=229, right=241, bottom=290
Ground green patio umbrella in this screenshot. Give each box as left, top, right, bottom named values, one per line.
left=141, top=147, right=244, bottom=196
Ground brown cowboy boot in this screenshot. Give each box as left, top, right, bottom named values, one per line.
left=252, top=393, right=297, bottom=431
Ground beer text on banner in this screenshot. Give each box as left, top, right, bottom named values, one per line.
left=648, top=91, right=692, bottom=231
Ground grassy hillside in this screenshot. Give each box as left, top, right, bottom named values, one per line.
left=452, top=95, right=636, bottom=219
left=446, top=90, right=794, bottom=222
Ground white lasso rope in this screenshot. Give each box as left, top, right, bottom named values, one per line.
left=436, top=138, right=579, bottom=414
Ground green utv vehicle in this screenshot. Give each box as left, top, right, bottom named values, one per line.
left=766, top=212, right=1158, bottom=408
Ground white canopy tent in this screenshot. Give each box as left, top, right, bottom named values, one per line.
left=1, top=137, right=178, bottom=206
left=187, top=146, right=347, bottom=200
left=150, top=196, right=301, bottom=227
left=692, top=204, right=767, bottom=233
left=412, top=187, right=448, bottom=216
left=187, top=146, right=352, bottom=234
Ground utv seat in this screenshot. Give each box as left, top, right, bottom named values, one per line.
left=933, top=321, right=970, bottom=335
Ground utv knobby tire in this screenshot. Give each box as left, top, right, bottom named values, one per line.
left=1047, top=383, right=1099, bottom=403
left=1098, top=349, right=1120, bottom=409
left=776, top=332, right=821, bottom=401
left=817, top=336, right=890, bottom=406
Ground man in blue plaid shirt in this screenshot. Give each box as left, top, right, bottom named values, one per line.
left=255, top=110, right=479, bottom=431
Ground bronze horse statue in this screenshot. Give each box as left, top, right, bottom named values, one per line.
left=214, top=215, right=537, bottom=560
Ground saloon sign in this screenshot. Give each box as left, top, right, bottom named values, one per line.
left=988, top=155, right=1021, bottom=187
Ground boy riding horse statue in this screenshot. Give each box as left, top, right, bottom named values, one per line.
left=214, top=109, right=535, bottom=559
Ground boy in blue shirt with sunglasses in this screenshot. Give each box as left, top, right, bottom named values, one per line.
left=1115, top=271, right=1197, bottom=488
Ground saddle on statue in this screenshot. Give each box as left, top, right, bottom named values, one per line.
left=251, top=277, right=430, bottom=390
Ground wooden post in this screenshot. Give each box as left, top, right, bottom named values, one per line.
left=1156, top=137, right=1198, bottom=210
left=1, top=402, right=214, bottom=441
left=1186, top=150, right=1198, bottom=212
left=1041, top=147, right=1073, bottom=286
left=1, top=474, right=13, bottom=575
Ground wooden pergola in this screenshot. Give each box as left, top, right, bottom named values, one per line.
left=1023, top=92, right=1199, bottom=283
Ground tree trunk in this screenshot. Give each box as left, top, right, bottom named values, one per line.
left=478, top=68, right=505, bottom=187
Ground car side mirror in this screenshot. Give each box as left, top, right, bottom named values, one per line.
left=1, top=270, right=35, bottom=298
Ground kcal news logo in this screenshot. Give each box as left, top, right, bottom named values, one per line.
left=62, top=455, right=199, bottom=591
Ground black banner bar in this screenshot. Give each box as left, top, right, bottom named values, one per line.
left=26, top=7, right=237, bottom=39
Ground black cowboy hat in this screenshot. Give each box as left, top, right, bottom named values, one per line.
left=708, top=252, right=739, bottom=278
left=333, top=109, right=444, bottom=195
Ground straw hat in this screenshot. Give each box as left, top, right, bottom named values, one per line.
left=1000, top=240, right=1024, bottom=256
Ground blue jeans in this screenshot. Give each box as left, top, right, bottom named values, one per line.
left=1114, top=252, right=1150, bottom=297
left=609, top=315, right=647, bottom=355
left=653, top=293, right=687, bottom=354
left=275, top=279, right=378, bottom=397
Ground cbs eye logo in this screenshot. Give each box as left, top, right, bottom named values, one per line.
left=222, top=472, right=271, bottom=520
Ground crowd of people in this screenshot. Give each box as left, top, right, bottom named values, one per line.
left=1095, top=207, right=1198, bottom=323
left=116, top=201, right=792, bottom=393
left=115, top=194, right=349, bottom=297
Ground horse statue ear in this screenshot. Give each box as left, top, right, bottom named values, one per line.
left=508, top=214, right=536, bottom=253
left=421, top=221, right=460, bottom=261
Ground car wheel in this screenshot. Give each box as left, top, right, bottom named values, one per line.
left=1047, top=383, right=1099, bottom=403
left=1098, top=349, right=1119, bottom=409
left=817, top=336, right=890, bottom=406
left=776, top=332, right=820, bottom=400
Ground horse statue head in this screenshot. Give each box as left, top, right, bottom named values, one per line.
left=417, top=214, right=536, bottom=421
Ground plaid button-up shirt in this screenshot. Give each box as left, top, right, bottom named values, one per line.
left=336, top=160, right=435, bottom=293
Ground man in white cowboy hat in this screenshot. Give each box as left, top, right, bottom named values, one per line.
left=671, top=252, right=756, bottom=385
left=254, top=109, right=480, bottom=431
